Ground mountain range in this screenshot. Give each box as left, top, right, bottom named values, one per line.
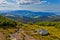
left=0, top=10, right=60, bottom=23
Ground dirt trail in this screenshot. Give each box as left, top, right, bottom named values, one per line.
left=10, top=28, right=39, bottom=40
left=23, top=33, right=38, bottom=40
left=0, top=32, right=6, bottom=40
left=20, top=29, right=39, bottom=40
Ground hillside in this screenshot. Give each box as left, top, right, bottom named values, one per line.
left=0, top=15, right=60, bottom=40
left=0, top=15, right=17, bottom=28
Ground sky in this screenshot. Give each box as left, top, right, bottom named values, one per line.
left=0, top=0, right=60, bottom=12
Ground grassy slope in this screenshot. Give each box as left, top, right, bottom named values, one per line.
left=22, top=24, right=60, bottom=40
left=0, top=15, right=60, bottom=40
left=0, top=15, right=17, bottom=40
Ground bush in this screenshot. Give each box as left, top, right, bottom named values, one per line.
left=0, top=15, right=17, bottom=28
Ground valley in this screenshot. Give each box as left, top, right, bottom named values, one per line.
left=1, top=10, right=60, bottom=23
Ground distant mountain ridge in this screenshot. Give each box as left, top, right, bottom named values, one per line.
left=0, top=10, right=57, bottom=18
left=0, top=10, right=60, bottom=23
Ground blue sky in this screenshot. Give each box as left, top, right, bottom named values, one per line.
left=45, top=0, right=60, bottom=4
left=0, top=0, right=60, bottom=12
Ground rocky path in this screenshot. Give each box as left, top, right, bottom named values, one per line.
left=9, top=28, right=38, bottom=40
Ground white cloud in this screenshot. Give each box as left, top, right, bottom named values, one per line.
left=15, top=0, right=47, bottom=5
left=16, top=0, right=37, bottom=4
left=0, top=0, right=47, bottom=5
left=0, top=0, right=6, bottom=4
left=0, top=0, right=60, bottom=12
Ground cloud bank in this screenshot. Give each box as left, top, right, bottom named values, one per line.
left=0, top=0, right=47, bottom=5
left=0, top=0, right=60, bottom=12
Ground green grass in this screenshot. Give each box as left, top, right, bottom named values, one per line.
left=0, top=15, right=60, bottom=40
left=21, top=24, right=60, bottom=40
